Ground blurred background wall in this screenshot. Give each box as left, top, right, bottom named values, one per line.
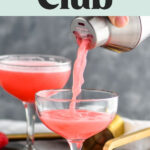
left=0, top=17, right=150, bottom=121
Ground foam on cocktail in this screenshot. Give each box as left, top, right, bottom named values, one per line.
left=0, top=61, right=70, bottom=72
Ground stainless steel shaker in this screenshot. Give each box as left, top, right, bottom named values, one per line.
left=71, top=16, right=150, bottom=52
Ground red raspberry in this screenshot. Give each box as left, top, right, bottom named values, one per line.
left=0, top=132, right=9, bottom=149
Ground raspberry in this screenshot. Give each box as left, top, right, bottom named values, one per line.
left=0, top=132, right=9, bottom=149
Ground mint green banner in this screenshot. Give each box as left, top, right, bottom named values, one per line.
left=0, top=0, right=149, bottom=16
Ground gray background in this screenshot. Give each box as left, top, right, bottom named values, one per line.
left=0, top=17, right=150, bottom=121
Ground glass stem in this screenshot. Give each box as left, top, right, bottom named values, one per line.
left=68, top=140, right=84, bottom=150
left=23, top=102, right=36, bottom=150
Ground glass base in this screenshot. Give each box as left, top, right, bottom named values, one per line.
left=23, top=144, right=36, bottom=150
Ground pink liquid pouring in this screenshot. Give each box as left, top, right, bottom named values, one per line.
left=0, top=62, right=71, bottom=103
left=70, top=39, right=89, bottom=109
left=39, top=39, right=113, bottom=141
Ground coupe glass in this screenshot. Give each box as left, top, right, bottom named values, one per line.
left=0, top=54, right=71, bottom=150
left=35, top=89, right=118, bottom=150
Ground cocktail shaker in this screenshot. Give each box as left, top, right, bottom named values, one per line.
left=71, top=16, right=150, bottom=52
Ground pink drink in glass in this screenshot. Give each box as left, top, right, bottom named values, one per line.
left=0, top=62, right=71, bottom=103
left=40, top=109, right=113, bottom=140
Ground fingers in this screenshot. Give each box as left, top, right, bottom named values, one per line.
left=108, top=16, right=129, bottom=28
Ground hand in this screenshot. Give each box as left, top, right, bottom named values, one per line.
left=108, top=16, right=129, bottom=28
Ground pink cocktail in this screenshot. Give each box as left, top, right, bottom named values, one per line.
left=0, top=55, right=71, bottom=150
left=40, top=110, right=112, bottom=140
left=0, top=61, right=71, bottom=103
left=36, top=89, right=118, bottom=150
left=35, top=37, right=118, bottom=150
